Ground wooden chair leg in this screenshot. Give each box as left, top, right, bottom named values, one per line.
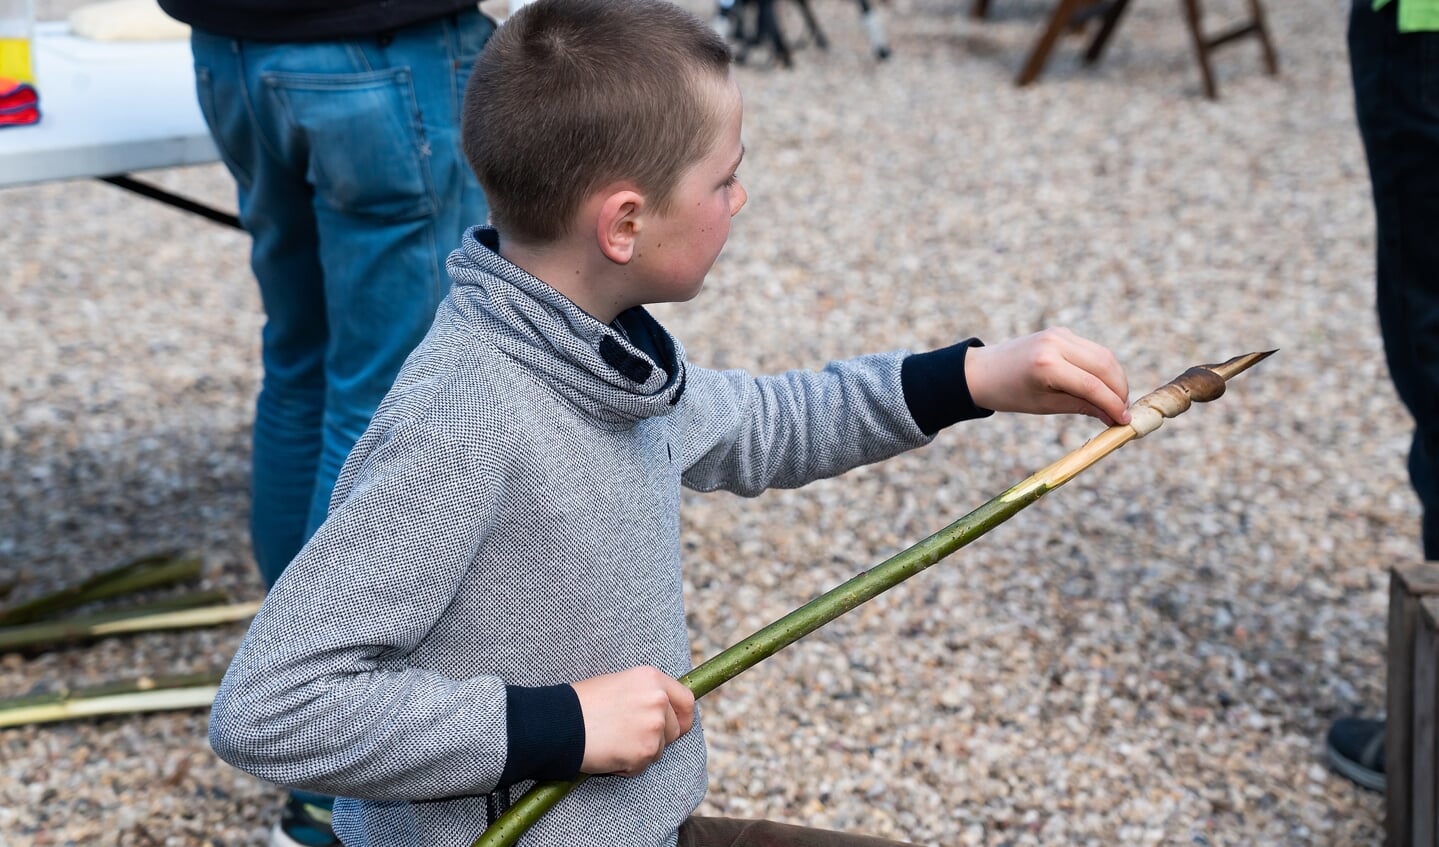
left=793, top=0, right=828, bottom=50
left=1083, top=0, right=1132, bottom=64
left=1016, top=0, right=1091, bottom=86
left=753, top=0, right=792, bottom=67
left=1248, top=0, right=1279, bottom=75
left=1181, top=0, right=1219, bottom=99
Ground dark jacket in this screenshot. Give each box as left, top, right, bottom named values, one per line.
left=157, top=0, right=480, bottom=41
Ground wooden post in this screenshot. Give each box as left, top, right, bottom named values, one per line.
left=1388, top=564, right=1439, bottom=847
left=1415, top=598, right=1439, bottom=839
left=1415, top=597, right=1439, bottom=846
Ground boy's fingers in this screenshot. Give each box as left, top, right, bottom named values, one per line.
left=1049, top=344, right=1129, bottom=424
left=663, top=702, right=682, bottom=745
left=662, top=675, right=696, bottom=737
left=1073, top=399, right=1122, bottom=427
left=1059, top=336, right=1129, bottom=410
left=1082, top=378, right=1130, bottom=426
left=1048, top=361, right=1127, bottom=426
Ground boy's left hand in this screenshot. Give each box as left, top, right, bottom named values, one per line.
left=964, top=327, right=1131, bottom=426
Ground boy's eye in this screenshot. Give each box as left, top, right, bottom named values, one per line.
left=723, top=172, right=740, bottom=188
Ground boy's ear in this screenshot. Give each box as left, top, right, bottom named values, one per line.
left=595, top=187, right=645, bottom=265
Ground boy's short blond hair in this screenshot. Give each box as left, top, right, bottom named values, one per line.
left=462, top=0, right=732, bottom=244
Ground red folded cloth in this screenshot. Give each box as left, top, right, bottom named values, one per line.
left=0, top=76, right=39, bottom=127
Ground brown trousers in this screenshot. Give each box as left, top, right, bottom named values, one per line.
left=678, top=816, right=916, bottom=847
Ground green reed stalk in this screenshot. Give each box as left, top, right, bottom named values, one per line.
left=0, top=671, right=224, bottom=728
left=0, top=552, right=201, bottom=626
left=0, top=594, right=255, bottom=653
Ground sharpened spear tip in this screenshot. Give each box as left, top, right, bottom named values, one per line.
left=1155, top=351, right=1276, bottom=408
left=1204, top=350, right=1278, bottom=382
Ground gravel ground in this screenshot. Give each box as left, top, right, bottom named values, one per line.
left=0, top=0, right=1403, bottom=844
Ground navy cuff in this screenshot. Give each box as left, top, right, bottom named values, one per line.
left=497, top=684, right=585, bottom=787
left=901, top=338, right=995, bottom=435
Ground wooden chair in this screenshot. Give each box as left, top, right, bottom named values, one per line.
left=971, top=0, right=1278, bottom=98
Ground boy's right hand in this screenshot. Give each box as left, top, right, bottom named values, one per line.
left=571, top=666, right=695, bottom=777
left=964, top=327, right=1131, bottom=426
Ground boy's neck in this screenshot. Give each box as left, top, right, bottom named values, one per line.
left=498, top=230, right=635, bottom=325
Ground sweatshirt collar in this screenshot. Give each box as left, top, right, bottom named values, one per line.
left=448, top=226, right=687, bottom=427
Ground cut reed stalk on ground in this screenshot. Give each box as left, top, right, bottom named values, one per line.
left=0, top=551, right=202, bottom=626
left=0, top=672, right=225, bottom=728
left=472, top=351, right=1275, bottom=847
left=0, top=596, right=258, bottom=653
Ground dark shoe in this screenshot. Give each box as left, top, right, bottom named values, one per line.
left=270, top=794, right=339, bottom=847
left=1326, top=716, right=1386, bottom=792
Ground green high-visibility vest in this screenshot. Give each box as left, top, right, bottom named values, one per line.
left=1374, top=0, right=1439, bottom=32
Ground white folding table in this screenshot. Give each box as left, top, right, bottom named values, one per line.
left=0, top=21, right=238, bottom=227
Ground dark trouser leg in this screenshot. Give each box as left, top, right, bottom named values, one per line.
left=679, top=816, right=917, bottom=847
left=1349, top=0, right=1439, bottom=561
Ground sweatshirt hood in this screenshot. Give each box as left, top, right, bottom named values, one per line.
left=446, top=226, right=688, bottom=428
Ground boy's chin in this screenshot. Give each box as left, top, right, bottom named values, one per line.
left=655, top=280, right=707, bottom=305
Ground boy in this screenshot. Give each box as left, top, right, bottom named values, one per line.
left=208, top=1, right=1132, bottom=845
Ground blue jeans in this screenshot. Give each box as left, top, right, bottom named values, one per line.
left=190, top=11, right=494, bottom=587
left=1349, top=0, right=1439, bottom=560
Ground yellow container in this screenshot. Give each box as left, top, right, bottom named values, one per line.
left=0, top=0, right=34, bottom=84
left=0, top=35, right=32, bottom=83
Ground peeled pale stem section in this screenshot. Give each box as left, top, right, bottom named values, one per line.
left=1032, top=350, right=1275, bottom=490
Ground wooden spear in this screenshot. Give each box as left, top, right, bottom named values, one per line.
left=473, top=351, right=1274, bottom=847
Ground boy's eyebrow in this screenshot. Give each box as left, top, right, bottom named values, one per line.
left=730, top=145, right=745, bottom=173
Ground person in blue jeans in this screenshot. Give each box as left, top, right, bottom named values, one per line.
left=155, top=2, right=496, bottom=844
left=1327, top=0, right=1439, bottom=794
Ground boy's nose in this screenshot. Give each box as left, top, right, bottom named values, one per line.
left=730, top=182, right=747, bottom=216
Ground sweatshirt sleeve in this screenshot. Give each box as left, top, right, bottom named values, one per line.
left=899, top=337, right=994, bottom=435
left=207, top=418, right=584, bottom=801
left=675, top=350, right=934, bottom=496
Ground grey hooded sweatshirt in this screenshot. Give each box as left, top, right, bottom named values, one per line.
left=209, top=227, right=987, bottom=846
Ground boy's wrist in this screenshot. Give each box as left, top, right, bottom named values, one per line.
left=497, top=683, right=586, bottom=788
left=901, top=338, right=995, bottom=435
